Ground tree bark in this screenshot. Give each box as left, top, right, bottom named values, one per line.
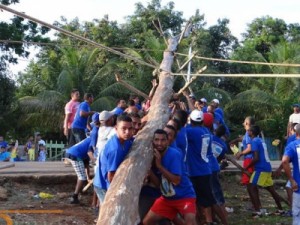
left=97, top=37, right=178, bottom=225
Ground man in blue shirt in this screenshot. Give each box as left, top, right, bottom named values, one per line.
left=71, top=93, right=94, bottom=145
left=0, top=145, right=10, bottom=161
left=143, top=129, right=196, bottom=225
left=66, top=137, right=91, bottom=204
left=186, top=109, right=217, bottom=224
left=282, top=124, right=300, bottom=225
left=246, top=125, right=284, bottom=215
left=96, top=114, right=133, bottom=199
left=111, top=99, right=127, bottom=116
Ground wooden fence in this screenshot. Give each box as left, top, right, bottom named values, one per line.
left=46, top=140, right=66, bottom=161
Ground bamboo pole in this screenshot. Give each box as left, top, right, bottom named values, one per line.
left=115, top=74, right=149, bottom=100
left=0, top=4, right=156, bottom=69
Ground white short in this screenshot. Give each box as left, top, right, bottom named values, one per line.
left=70, top=160, right=87, bottom=181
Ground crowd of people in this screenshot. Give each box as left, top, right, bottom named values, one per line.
left=2, top=79, right=300, bottom=224
left=0, top=133, right=47, bottom=162
left=60, top=79, right=300, bottom=225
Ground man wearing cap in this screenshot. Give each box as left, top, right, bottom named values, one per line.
left=211, top=99, right=224, bottom=119
left=93, top=110, right=116, bottom=207
left=63, top=89, right=80, bottom=146
left=186, top=110, right=218, bottom=224
left=282, top=124, right=300, bottom=225
left=287, top=104, right=300, bottom=137
left=71, top=93, right=95, bottom=145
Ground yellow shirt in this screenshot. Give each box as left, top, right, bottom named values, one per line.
left=28, top=148, right=35, bottom=161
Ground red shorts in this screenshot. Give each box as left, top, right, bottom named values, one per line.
left=150, top=196, right=196, bottom=220
left=241, top=158, right=254, bottom=185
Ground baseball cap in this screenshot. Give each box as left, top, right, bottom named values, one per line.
left=203, top=112, right=214, bottom=128
left=190, top=110, right=203, bottom=122
left=38, top=140, right=46, bottom=146
left=92, top=112, right=99, bottom=122
left=189, top=94, right=196, bottom=99
left=100, top=110, right=114, bottom=121
left=292, top=103, right=300, bottom=107
left=295, top=124, right=300, bottom=134
left=200, top=98, right=207, bottom=103
left=212, top=99, right=219, bottom=104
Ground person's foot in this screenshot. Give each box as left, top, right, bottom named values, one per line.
left=70, top=195, right=80, bottom=204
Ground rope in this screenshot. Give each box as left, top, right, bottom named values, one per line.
left=171, top=73, right=300, bottom=78
left=175, top=53, right=300, bottom=68
left=0, top=4, right=156, bottom=69
left=0, top=40, right=166, bottom=53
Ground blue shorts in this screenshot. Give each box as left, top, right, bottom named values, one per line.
left=211, top=171, right=225, bottom=205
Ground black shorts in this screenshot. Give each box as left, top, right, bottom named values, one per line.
left=190, top=174, right=216, bottom=208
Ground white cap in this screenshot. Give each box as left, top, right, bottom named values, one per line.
left=212, top=99, right=219, bottom=104
left=190, top=110, right=203, bottom=122
left=38, top=140, right=46, bottom=146
left=200, top=98, right=207, bottom=103
left=100, top=110, right=114, bottom=121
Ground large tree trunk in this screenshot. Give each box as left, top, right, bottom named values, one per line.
left=97, top=37, right=178, bottom=225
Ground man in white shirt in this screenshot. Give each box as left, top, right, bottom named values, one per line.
left=287, top=103, right=300, bottom=136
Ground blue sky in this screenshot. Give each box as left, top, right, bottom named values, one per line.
left=1, top=0, right=299, bottom=73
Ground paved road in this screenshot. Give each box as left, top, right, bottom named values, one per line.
left=0, top=160, right=284, bottom=177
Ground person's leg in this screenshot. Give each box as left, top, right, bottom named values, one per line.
left=183, top=213, right=197, bottom=225
left=211, top=172, right=228, bottom=225
left=265, top=186, right=283, bottom=210
left=70, top=160, right=87, bottom=204
left=143, top=211, right=168, bottom=225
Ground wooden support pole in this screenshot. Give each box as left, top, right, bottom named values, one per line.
left=176, top=76, right=197, bottom=95
left=98, top=37, right=179, bottom=225
left=115, top=73, right=149, bottom=100
left=177, top=52, right=197, bottom=72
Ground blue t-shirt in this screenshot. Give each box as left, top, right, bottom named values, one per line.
left=93, top=149, right=108, bottom=190
left=284, top=139, right=300, bottom=194
left=0, top=141, right=8, bottom=148
left=89, top=126, right=99, bottom=155
left=101, top=134, right=133, bottom=188
left=135, top=104, right=142, bottom=110
left=186, top=126, right=212, bottom=176
left=160, top=147, right=195, bottom=200
left=210, top=135, right=228, bottom=172
left=211, top=135, right=228, bottom=159
left=286, top=134, right=296, bottom=146
left=0, top=151, right=10, bottom=161
left=176, top=127, right=188, bottom=160
left=242, top=132, right=253, bottom=159
left=71, top=101, right=90, bottom=129
left=66, top=137, right=91, bottom=160
left=112, top=107, right=124, bottom=116
left=251, top=137, right=271, bottom=172
left=215, top=107, right=224, bottom=119
left=202, top=106, right=207, bottom=113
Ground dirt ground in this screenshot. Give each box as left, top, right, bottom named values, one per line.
left=0, top=173, right=292, bottom=225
